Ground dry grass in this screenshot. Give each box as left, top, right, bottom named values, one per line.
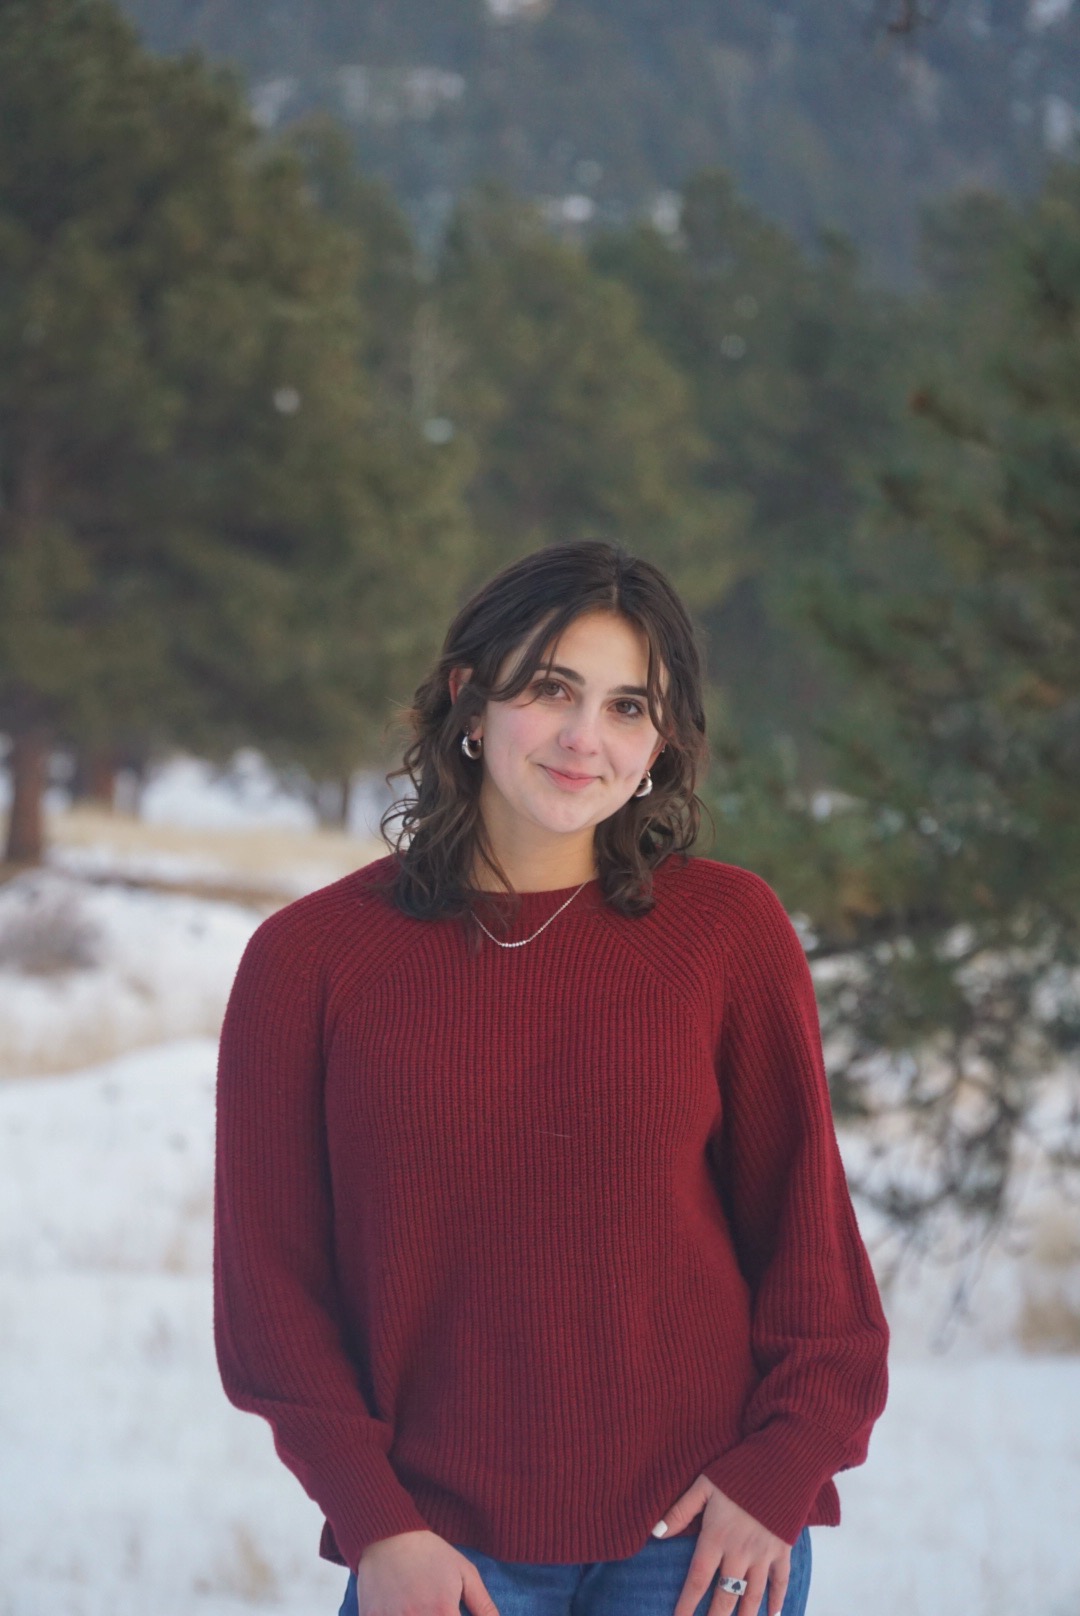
left=1017, top=1204, right=1080, bottom=1353
left=1029, top=1205, right=1080, bottom=1268
left=199, top=1522, right=280, bottom=1603
left=0, top=1016, right=221, bottom=1083
left=43, top=804, right=385, bottom=896
left=1018, top=1293, right=1080, bottom=1353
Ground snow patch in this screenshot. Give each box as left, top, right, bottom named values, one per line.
left=139, top=751, right=316, bottom=832
left=0, top=869, right=260, bottom=1077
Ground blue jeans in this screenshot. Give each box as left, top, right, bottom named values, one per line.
left=338, top=1526, right=812, bottom=1616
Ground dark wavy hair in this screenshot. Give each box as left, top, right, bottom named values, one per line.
left=378, top=540, right=710, bottom=931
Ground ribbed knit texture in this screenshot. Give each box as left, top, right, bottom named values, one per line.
left=213, top=852, right=889, bottom=1574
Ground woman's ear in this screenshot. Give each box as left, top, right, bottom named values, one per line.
left=448, top=666, right=473, bottom=705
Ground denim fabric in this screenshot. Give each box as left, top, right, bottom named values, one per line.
left=337, top=1524, right=812, bottom=1616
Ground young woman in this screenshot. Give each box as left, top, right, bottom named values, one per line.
left=213, top=541, right=889, bottom=1616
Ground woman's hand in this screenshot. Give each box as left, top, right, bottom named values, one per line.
left=653, top=1477, right=791, bottom=1616
left=355, top=1529, right=500, bottom=1616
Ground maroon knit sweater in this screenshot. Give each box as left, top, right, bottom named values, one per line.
left=213, top=852, right=888, bottom=1574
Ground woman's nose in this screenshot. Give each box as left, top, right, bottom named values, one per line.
left=558, top=707, right=603, bottom=752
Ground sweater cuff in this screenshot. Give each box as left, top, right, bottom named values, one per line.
left=701, top=1415, right=843, bottom=1547
left=301, top=1441, right=433, bottom=1572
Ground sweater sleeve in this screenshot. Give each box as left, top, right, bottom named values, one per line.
left=701, top=872, right=889, bottom=1546
left=212, top=913, right=432, bottom=1571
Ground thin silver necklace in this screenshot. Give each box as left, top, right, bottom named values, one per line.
left=471, top=879, right=591, bottom=948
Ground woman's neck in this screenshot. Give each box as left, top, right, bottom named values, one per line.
left=469, top=834, right=598, bottom=894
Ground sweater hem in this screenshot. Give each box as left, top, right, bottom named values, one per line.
left=316, top=1480, right=841, bottom=1571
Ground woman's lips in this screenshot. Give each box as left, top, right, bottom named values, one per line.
left=540, top=764, right=598, bottom=790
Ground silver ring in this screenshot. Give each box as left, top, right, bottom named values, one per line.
left=717, top=1574, right=749, bottom=1597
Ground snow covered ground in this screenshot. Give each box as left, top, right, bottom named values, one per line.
left=0, top=868, right=261, bottom=1077
left=0, top=752, right=386, bottom=1077
left=0, top=1040, right=342, bottom=1616
left=1, top=753, right=1078, bottom=1616
left=2, top=1039, right=1078, bottom=1616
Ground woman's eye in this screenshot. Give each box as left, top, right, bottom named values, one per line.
left=530, top=682, right=643, bottom=718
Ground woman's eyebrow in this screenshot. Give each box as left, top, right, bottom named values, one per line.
left=546, top=663, right=649, bottom=698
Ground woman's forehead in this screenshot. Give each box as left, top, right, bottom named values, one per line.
left=505, top=610, right=667, bottom=691
left=540, top=608, right=642, bottom=656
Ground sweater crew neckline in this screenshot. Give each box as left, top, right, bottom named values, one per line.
left=467, top=874, right=602, bottom=937
left=472, top=875, right=599, bottom=904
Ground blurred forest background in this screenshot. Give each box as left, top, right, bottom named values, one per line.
left=2, top=0, right=1079, bottom=1251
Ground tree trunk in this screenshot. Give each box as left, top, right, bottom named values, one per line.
left=82, top=749, right=117, bottom=814
left=4, top=727, right=50, bottom=864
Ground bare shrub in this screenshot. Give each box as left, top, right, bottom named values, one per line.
left=0, top=882, right=101, bottom=975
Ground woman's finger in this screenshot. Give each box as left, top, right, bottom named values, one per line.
left=459, top=1559, right=500, bottom=1616
left=706, top=1555, right=754, bottom=1616
left=765, top=1556, right=791, bottom=1616
left=672, top=1544, right=728, bottom=1616
left=733, top=1566, right=769, bottom=1616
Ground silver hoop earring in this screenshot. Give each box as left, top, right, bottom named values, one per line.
left=633, top=770, right=653, bottom=798
left=461, top=731, right=482, bottom=761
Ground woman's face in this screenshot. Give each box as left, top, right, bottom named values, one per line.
left=451, top=609, right=667, bottom=851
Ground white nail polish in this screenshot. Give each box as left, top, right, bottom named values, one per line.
left=651, top=1521, right=668, bottom=1537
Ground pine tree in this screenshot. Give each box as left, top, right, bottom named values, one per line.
left=764, top=165, right=1080, bottom=1240
left=434, top=185, right=741, bottom=612
left=593, top=170, right=908, bottom=773
left=0, top=0, right=424, bottom=859
left=273, top=115, right=480, bottom=820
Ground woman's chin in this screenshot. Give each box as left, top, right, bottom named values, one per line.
left=520, top=797, right=606, bottom=837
